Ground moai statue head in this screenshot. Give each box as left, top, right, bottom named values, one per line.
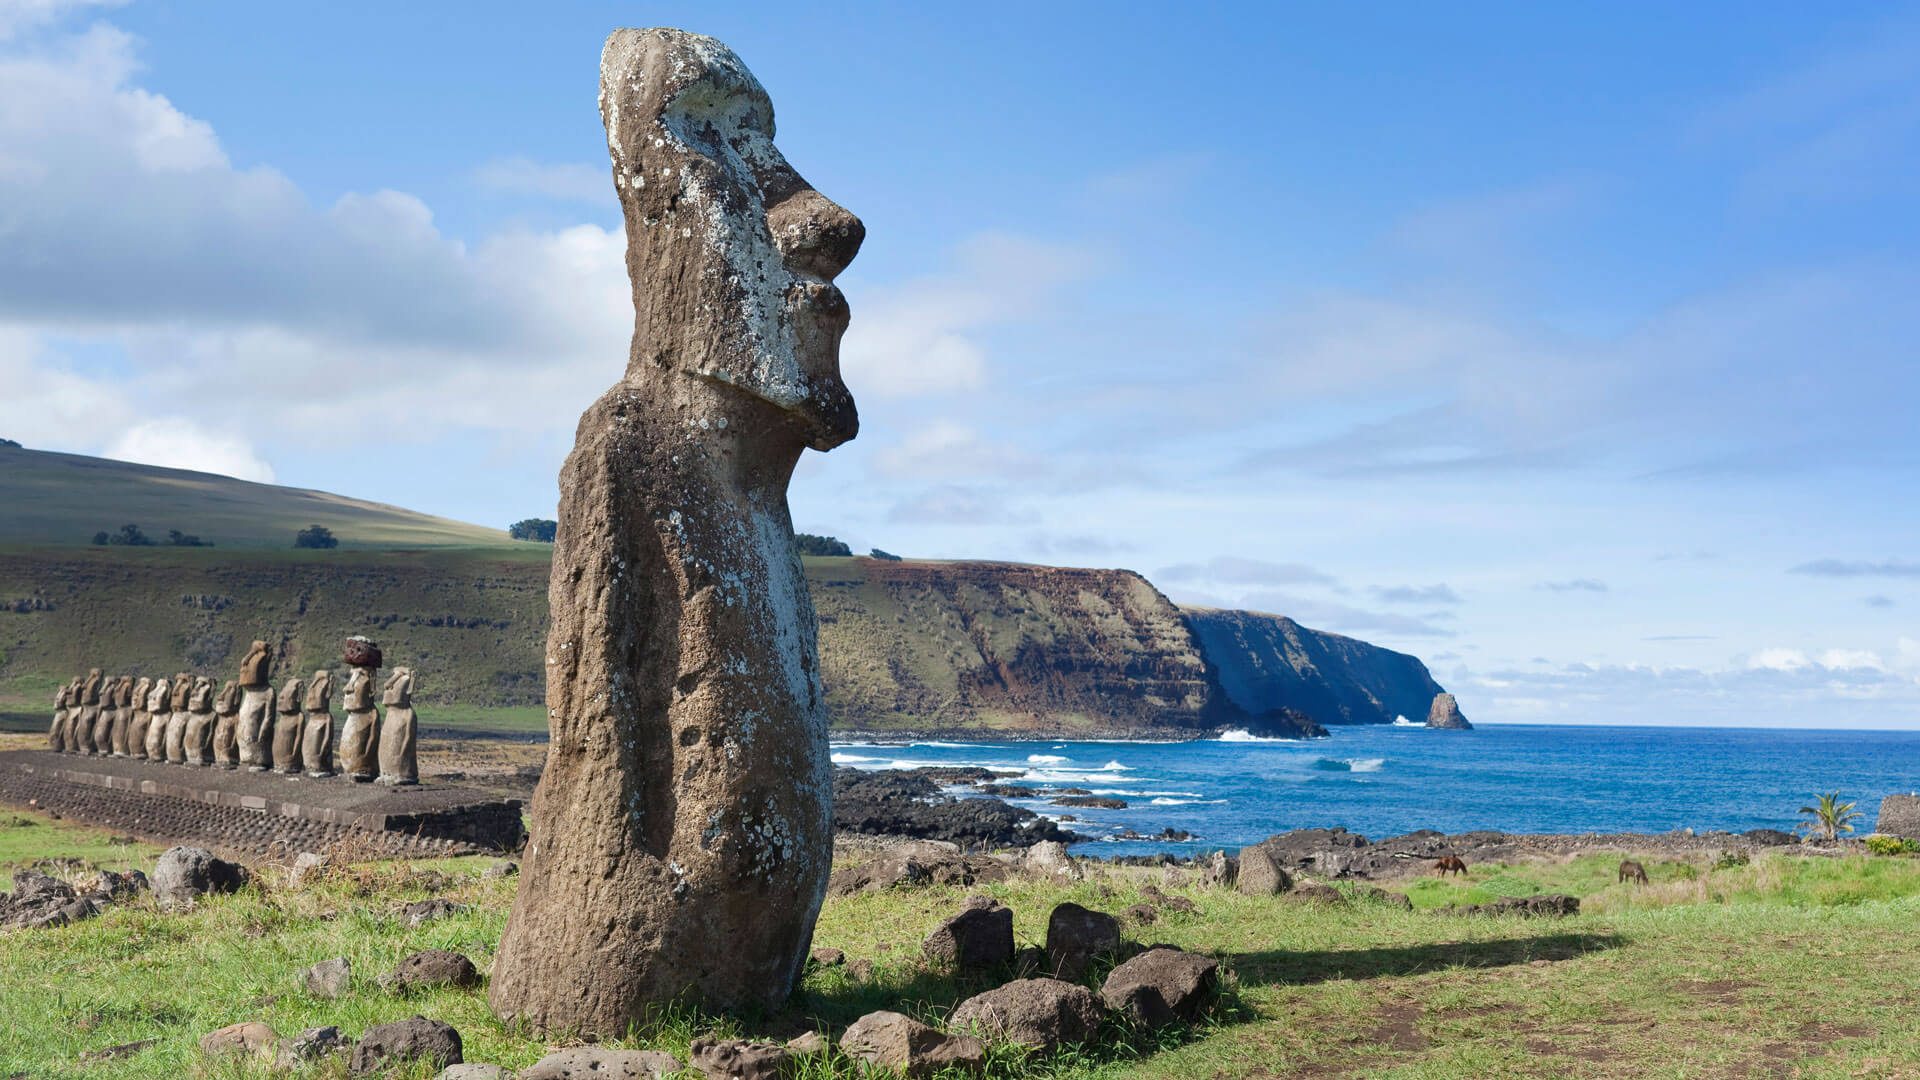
left=132, top=676, right=151, bottom=709
left=83, top=668, right=103, bottom=703
left=170, top=672, right=193, bottom=711
left=189, top=676, right=215, bottom=711
left=146, top=677, right=170, bottom=712
left=381, top=667, right=414, bottom=708
left=304, top=670, right=334, bottom=712
left=54, top=684, right=69, bottom=709
left=67, top=675, right=83, bottom=701
left=277, top=676, right=305, bottom=714
left=215, top=680, right=242, bottom=715
left=343, top=666, right=374, bottom=711
left=599, top=27, right=863, bottom=454
left=238, top=640, right=272, bottom=687
left=115, top=676, right=134, bottom=707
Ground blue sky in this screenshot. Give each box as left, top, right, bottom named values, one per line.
left=3, top=1, right=1919, bottom=727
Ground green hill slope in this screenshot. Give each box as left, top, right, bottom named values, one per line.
left=0, top=444, right=511, bottom=550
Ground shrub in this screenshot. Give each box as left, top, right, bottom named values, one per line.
left=1714, top=850, right=1751, bottom=872
left=1866, top=835, right=1920, bottom=856
left=869, top=548, right=903, bottom=561
left=90, top=531, right=109, bottom=545
left=794, top=533, right=852, bottom=557
left=508, top=518, right=558, bottom=542
left=165, top=529, right=212, bottom=547
left=293, top=524, right=339, bottom=549
left=1798, top=792, right=1862, bottom=841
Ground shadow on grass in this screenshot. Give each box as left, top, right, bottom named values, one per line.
left=1228, top=931, right=1626, bottom=987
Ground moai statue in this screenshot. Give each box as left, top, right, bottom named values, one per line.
left=301, top=670, right=338, bottom=779
left=108, top=676, right=135, bottom=756
left=183, top=676, right=217, bottom=765
left=163, top=671, right=193, bottom=764
left=234, top=640, right=275, bottom=771
left=52, top=676, right=81, bottom=751
left=48, top=683, right=70, bottom=752
left=74, top=668, right=103, bottom=753
left=212, top=680, right=242, bottom=768
left=376, top=667, right=418, bottom=786
left=272, top=676, right=305, bottom=775
left=490, top=29, right=864, bottom=1032
left=126, top=676, right=153, bottom=758
left=141, top=676, right=171, bottom=761
left=338, top=661, right=380, bottom=783
left=91, top=674, right=121, bottom=754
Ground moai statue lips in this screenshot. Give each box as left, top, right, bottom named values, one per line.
left=489, top=28, right=862, bottom=1034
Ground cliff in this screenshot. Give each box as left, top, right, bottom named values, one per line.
left=1182, top=607, right=1446, bottom=726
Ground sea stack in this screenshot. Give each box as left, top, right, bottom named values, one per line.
left=489, top=28, right=863, bottom=1033
left=1426, top=691, right=1472, bottom=730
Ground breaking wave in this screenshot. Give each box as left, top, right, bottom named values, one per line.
left=1027, top=754, right=1069, bottom=764
left=1314, top=757, right=1386, bottom=773
left=1217, top=729, right=1300, bottom=743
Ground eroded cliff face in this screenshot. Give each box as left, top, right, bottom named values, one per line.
left=1181, top=607, right=1446, bottom=726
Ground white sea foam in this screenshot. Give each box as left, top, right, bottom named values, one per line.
left=1149, top=797, right=1228, bottom=806
left=1021, top=769, right=1149, bottom=784
left=830, top=752, right=881, bottom=763
left=1027, top=754, right=1069, bottom=764
left=1391, top=716, right=1420, bottom=727
left=1348, top=757, right=1386, bottom=772
left=1217, top=729, right=1300, bottom=743
left=913, top=741, right=998, bottom=749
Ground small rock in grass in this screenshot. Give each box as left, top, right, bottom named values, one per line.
left=1283, top=883, right=1345, bottom=905
left=402, top=897, right=466, bottom=926
left=289, top=851, right=329, bottom=887
left=785, top=1031, right=828, bottom=1056
left=79, top=1038, right=156, bottom=1062
left=437, top=1066, right=514, bottom=1080
left=922, top=897, right=1014, bottom=971
left=153, top=846, right=250, bottom=911
left=1099, top=946, right=1220, bottom=1029
left=1045, top=902, right=1121, bottom=982
left=199, top=1021, right=277, bottom=1057
left=848, top=957, right=875, bottom=982
left=840, top=1010, right=985, bottom=1078
left=304, top=956, right=352, bottom=998
left=481, top=859, right=519, bottom=879
left=1197, top=850, right=1237, bottom=889
left=809, top=946, right=845, bottom=966
left=520, top=1046, right=683, bottom=1078
left=950, top=977, right=1104, bottom=1051
left=275, top=1026, right=351, bottom=1069
left=386, top=949, right=480, bottom=991
left=1025, top=840, right=1083, bottom=881
left=351, top=1016, right=462, bottom=1074
left=1235, top=844, right=1292, bottom=896
left=689, top=1036, right=789, bottom=1079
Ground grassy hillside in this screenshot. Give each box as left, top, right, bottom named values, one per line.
left=4, top=807, right=1918, bottom=1078
left=0, top=445, right=512, bottom=550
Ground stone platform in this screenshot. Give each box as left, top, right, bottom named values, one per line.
left=0, top=750, right=524, bottom=856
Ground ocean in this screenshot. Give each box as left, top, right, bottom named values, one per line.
left=831, top=723, right=1920, bottom=856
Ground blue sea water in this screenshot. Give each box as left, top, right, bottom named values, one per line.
left=831, top=724, right=1920, bottom=856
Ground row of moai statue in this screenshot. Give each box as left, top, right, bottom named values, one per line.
left=44, top=636, right=419, bottom=786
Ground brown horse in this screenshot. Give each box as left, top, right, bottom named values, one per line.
left=1434, top=855, right=1468, bottom=877
left=1618, top=859, right=1649, bottom=885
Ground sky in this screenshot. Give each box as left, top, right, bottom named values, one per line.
left=3, top=1, right=1919, bottom=728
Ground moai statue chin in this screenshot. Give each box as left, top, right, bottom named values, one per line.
left=234, top=640, right=275, bottom=771
left=126, top=676, right=153, bottom=759
left=272, top=676, right=306, bottom=775
left=48, top=683, right=70, bottom=752
left=163, top=671, right=193, bottom=764
left=338, top=663, right=380, bottom=782
left=75, top=668, right=104, bottom=754
left=376, top=667, right=418, bottom=786
left=183, top=676, right=217, bottom=765
left=212, top=680, right=242, bottom=768
left=490, top=28, right=863, bottom=1033
left=142, top=676, right=171, bottom=761
left=302, top=670, right=338, bottom=778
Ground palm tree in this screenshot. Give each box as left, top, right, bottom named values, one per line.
left=1798, top=792, right=1862, bottom=841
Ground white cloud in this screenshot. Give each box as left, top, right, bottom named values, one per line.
left=1748, top=648, right=1811, bottom=672
left=105, top=417, right=274, bottom=482
left=0, top=0, right=122, bottom=41
left=838, top=233, right=1092, bottom=399
left=473, top=157, right=610, bottom=203
left=871, top=421, right=1034, bottom=481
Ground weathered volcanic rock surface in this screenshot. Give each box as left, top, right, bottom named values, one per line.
left=1183, top=606, right=1446, bottom=726
left=1427, top=691, right=1472, bottom=729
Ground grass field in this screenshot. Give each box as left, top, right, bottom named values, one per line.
left=3, top=810, right=1918, bottom=1078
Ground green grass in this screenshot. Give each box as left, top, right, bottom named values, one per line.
left=4, top=815, right=1920, bottom=1078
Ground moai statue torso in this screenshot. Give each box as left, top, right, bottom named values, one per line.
left=491, top=29, right=864, bottom=1031
left=107, top=676, right=135, bottom=755
left=338, top=664, right=380, bottom=782
left=301, top=670, right=337, bottom=778
left=142, top=677, right=171, bottom=760
left=55, top=676, right=83, bottom=752
left=376, top=667, right=418, bottom=786
left=92, top=675, right=123, bottom=755
left=234, top=640, right=275, bottom=771
left=211, top=680, right=242, bottom=768
left=126, top=676, right=153, bottom=758
left=74, top=668, right=103, bottom=754
left=48, top=684, right=70, bottom=752
left=182, top=676, right=216, bottom=765
left=272, top=676, right=305, bottom=775
left=163, top=671, right=193, bottom=763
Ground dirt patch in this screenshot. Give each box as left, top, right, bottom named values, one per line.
left=1362, top=1001, right=1429, bottom=1053
left=1678, top=978, right=1755, bottom=1003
